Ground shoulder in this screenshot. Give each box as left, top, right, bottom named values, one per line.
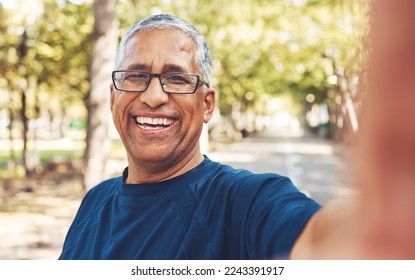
left=197, top=158, right=307, bottom=208
left=59, top=176, right=123, bottom=258
left=203, top=158, right=321, bottom=219
left=69, top=176, right=122, bottom=224
left=198, top=159, right=320, bottom=258
left=85, top=176, right=122, bottom=199
left=207, top=160, right=296, bottom=195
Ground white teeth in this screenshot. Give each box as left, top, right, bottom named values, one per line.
left=135, top=116, right=173, bottom=126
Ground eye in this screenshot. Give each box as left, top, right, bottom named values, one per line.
left=164, top=74, right=192, bottom=85
left=124, top=73, right=148, bottom=83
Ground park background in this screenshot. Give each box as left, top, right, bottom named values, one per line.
left=0, top=0, right=369, bottom=259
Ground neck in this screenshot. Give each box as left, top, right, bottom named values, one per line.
left=125, top=147, right=204, bottom=184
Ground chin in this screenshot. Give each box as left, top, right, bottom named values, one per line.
left=130, top=148, right=174, bottom=163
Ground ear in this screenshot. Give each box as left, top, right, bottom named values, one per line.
left=203, top=88, right=216, bottom=123
left=110, top=84, right=115, bottom=112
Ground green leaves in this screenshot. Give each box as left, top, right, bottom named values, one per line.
left=0, top=0, right=369, bottom=130
left=1, top=0, right=93, bottom=120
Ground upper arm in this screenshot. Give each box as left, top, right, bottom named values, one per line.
left=289, top=198, right=360, bottom=259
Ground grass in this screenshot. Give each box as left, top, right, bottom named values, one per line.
left=0, top=149, right=84, bottom=179
left=0, top=149, right=83, bottom=164
left=0, top=139, right=126, bottom=179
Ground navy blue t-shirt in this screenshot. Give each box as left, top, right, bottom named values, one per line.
left=59, top=156, right=320, bottom=259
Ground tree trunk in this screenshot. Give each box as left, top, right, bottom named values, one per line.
left=18, top=30, right=32, bottom=177
left=8, top=91, right=15, bottom=175
left=20, top=87, right=29, bottom=176
left=83, top=0, right=119, bottom=190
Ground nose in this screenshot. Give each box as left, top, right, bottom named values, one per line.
left=139, top=77, right=169, bottom=108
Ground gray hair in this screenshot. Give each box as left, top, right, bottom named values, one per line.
left=114, top=14, right=212, bottom=85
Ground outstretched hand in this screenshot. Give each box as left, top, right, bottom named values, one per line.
left=291, top=0, right=415, bottom=259
left=355, top=0, right=415, bottom=259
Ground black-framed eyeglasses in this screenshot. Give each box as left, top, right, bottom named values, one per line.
left=112, top=70, right=209, bottom=94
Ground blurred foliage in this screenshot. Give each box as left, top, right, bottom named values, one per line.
left=0, top=0, right=370, bottom=143
left=115, top=0, right=370, bottom=114
left=0, top=0, right=92, bottom=122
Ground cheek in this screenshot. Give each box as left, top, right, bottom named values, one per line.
left=112, top=95, right=131, bottom=128
left=111, top=98, right=122, bottom=121
left=184, top=99, right=205, bottom=125
left=186, top=101, right=206, bottom=135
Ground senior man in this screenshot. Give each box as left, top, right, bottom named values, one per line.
left=60, top=11, right=415, bottom=260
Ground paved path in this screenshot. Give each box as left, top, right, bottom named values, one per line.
left=0, top=181, right=83, bottom=260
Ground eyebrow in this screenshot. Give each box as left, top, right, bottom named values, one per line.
left=124, top=63, right=190, bottom=73
left=125, top=64, right=147, bottom=71
left=163, top=64, right=189, bottom=73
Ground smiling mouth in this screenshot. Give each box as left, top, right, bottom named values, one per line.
left=134, top=116, right=175, bottom=130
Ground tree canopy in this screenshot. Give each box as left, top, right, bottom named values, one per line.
left=0, top=0, right=370, bottom=176
left=1, top=0, right=369, bottom=118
